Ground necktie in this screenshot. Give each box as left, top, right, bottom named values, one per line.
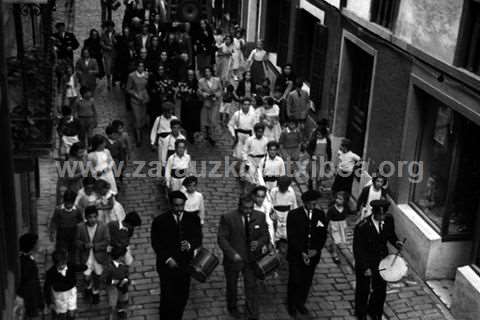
left=244, top=214, right=250, bottom=244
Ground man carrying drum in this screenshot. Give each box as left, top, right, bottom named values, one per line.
left=217, top=194, right=270, bottom=319
left=353, top=199, right=404, bottom=320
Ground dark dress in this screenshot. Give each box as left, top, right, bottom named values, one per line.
left=84, top=37, right=105, bottom=78
left=178, top=78, right=201, bottom=141
left=194, top=28, right=215, bottom=72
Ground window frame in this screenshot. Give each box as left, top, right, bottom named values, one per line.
left=408, top=103, right=476, bottom=241
left=454, top=0, right=480, bottom=75
left=369, top=0, right=400, bottom=31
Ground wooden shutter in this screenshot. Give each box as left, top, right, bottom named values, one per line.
left=309, top=23, right=328, bottom=112
left=277, top=0, right=291, bottom=66
left=292, top=9, right=307, bottom=78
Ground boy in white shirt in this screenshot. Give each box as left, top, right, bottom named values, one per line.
left=332, top=138, right=361, bottom=195
left=163, top=119, right=187, bottom=162
left=257, top=141, right=286, bottom=191
left=150, top=102, right=178, bottom=172
left=165, top=139, right=191, bottom=191
left=228, top=97, right=257, bottom=159
left=181, top=176, right=206, bottom=225
left=243, top=123, right=269, bottom=184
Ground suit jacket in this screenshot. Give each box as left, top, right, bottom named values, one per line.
left=198, top=76, right=222, bottom=107
left=75, top=222, right=111, bottom=265
left=135, top=34, right=153, bottom=53
left=286, top=207, right=328, bottom=265
left=75, top=58, right=99, bottom=90
left=151, top=210, right=202, bottom=271
left=353, top=214, right=399, bottom=272
left=218, top=210, right=270, bottom=265
left=286, top=89, right=310, bottom=120
left=53, top=31, right=80, bottom=61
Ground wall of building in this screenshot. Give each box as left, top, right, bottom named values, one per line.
left=344, top=0, right=370, bottom=21
left=452, top=266, right=480, bottom=320
left=395, top=0, right=463, bottom=64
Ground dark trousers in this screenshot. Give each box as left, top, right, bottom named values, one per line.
left=287, top=261, right=317, bottom=308
left=355, top=268, right=386, bottom=319
left=158, top=266, right=191, bottom=320
left=225, top=263, right=259, bottom=319
left=101, top=0, right=112, bottom=23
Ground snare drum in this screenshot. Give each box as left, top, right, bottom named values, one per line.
left=378, top=254, right=408, bottom=282
left=189, top=248, right=219, bottom=283
left=254, top=253, right=281, bottom=280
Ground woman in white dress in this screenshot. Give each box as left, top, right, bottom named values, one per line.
left=216, top=35, right=235, bottom=84
left=257, top=97, right=281, bottom=142
left=232, top=29, right=246, bottom=79
left=87, top=134, right=118, bottom=195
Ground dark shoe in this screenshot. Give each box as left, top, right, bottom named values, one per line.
left=117, top=310, right=127, bottom=319
left=227, top=307, right=241, bottom=319
left=296, top=304, right=309, bottom=315
left=91, top=293, right=100, bottom=305
left=84, top=288, right=92, bottom=300
left=333, top=256, right=341, bottom=264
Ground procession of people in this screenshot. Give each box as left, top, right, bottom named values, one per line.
left=16, top=1, right=405, bottom=320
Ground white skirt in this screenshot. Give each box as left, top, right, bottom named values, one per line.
left=52, top=287, right=77, bottom=314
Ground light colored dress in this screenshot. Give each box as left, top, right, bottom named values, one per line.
left=257, top=105, right=281, bottom=142
left=232, top=37, right=245, bottom=70
left=126, top=71, right=149, bottom=129
left=216, top=43, right=235, bottom=83
left=87, top=149, right=118, bottom=195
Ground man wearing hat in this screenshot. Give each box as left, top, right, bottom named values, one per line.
left=151, top=191, right=202, bottom=320
left=353, top=199, right=403, bottom=320
left=286, top=190, right=328, bottom=317
left=53, top=22, right=79, bottom=63
left=218, top=194, right=270, bottom=319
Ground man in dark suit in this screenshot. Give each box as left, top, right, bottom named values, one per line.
left=135, top=23, right=152, bottom=53
left=286, top=190, right=328, bottom=317
left=353, top=199, right=403, bottom=320
left=53, top=22, right=80, bottom=63
left=218, top=194, right=270, bottom=320
left=151, top=191, right=202, bottom=320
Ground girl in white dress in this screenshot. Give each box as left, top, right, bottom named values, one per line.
left=216, top=35, right=235, bottom=84
left=257, top=97, right=281, bottom=142
left=87, top=135, right=118, bottom=195
left=232, top=30, right=246, bottom=79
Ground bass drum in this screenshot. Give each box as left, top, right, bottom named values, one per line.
left=378, top=254, right=408, bottom=282
left=189, top=247, right=219, bottom=283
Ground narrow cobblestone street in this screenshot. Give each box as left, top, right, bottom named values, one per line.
left=31, top=1, right=458, bottom=320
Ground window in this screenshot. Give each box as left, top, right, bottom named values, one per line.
left=411, top=93, right=480, bottom=238
left=461, top=0, right=480, bottom=75
left=370, top=0, right=400, bottom=30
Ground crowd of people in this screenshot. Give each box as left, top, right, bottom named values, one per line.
left=16, top=1, right=405, bottom=320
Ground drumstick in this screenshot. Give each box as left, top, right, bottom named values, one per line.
left=390, top=238, right=407, bottom=267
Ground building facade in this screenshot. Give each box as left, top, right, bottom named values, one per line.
left=1, top=0, right=56, bottom=318
left=259, top=0, right=480, bottom=318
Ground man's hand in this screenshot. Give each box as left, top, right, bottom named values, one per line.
left=395, top=240, right=404, bottom=250
left=85, top=243, right=93, bottom=249
left=364, top=268, right=372, bottom=277
left=250, top=241, right=259, bottom=252
left=167, top=258, right=178, bottom=269
left=180, top=240, right=191, bottom=252
left=307, top=249, right=318, bottom=258
left=120, top=278, right=129, bottom=286
left=302, top=252, right=310, bottom=266
left=106, top=245, right=112, bottom=253
left=233, top=253, right=242, bottom=262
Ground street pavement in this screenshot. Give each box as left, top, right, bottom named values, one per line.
left=33, top=1, right=456, bottom=319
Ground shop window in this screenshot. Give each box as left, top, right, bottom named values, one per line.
left=411, top=94, right=480, bottom=238
left=370, top=0, right=400, bottom=30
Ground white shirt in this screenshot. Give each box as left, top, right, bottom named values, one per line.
left=165, top=153, right=191, bottom=185
left=243, top=136, right=269, bottom=161
left=165, top=133, right=186, bottom=151
left=75, top=188, right=98, bottom=211
left=254, top=200, right=275, bottom=244
left=248, top=48, right=267, bottom=62
left=371, top=216, right=384, bottom=234
left=141, top=35, right=149, bottom=49
left=228, top=107, right=257, bottom=136
left=181, top=187, right=206, bottom=223
left=270, top=186, right=298, bottom=210
left=150, top=115, right=178, bottom=145
left=257, top=156, right=286, bottom=186
left=337, top=150, right=361, bottom=173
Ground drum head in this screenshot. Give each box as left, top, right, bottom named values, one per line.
left=379, top=254, right=408, bottom=282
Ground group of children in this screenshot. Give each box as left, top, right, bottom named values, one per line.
left=44, top=169, right=141, bottom=319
